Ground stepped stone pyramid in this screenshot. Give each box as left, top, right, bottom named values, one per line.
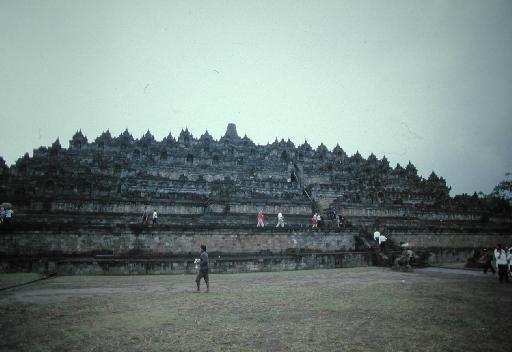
left=0, top=124, right=510, bottom=274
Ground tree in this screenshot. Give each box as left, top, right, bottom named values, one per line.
left=492, top=173, right=512, bottom=202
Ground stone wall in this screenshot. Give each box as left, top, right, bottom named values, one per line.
left=388, top=233, right=512, bottom=249
left=0, top=226, right=363, bottom=274
left=0, top=227, right=355, bottom=257
left=341, top=206, right=482, bottom=221
left=416, top=248, right=477, bottom=265
left=0, top=251, right=371, bottom=275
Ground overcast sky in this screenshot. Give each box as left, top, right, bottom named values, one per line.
left=1, top=0, right=511, bottom=195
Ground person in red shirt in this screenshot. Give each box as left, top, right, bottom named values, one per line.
left=257, top=210, right=265, bottom=227
left=312, top=213, right=318, bottom=228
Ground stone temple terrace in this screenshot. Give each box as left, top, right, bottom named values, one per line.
left=0, top=123, right=510, bottom=274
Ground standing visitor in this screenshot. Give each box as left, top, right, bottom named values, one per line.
left=509, top=246, right=512, bottom=278
left=4, top=208, right=13, bottom=225
left=195, top=244, right=209, bottom=292
left=379, top=233, right=387, bottom=251
left=479, top=249, right=495, bottom=275
left=257, top=210, right=265, bottom=227
left=330, top=206, right=337, bottom=220
left=152, top=209, right=158, bottom=225
left=339, top=215, right=346, bottom=229
left=312, top=213, right=318, bottom=228
left=494, top=244, right=509, bottom=283
left=373, top=230, right=380, bottom=243
left=276, top=212, right=285, bottom=228
left=142, top=206, right=148, bottom=225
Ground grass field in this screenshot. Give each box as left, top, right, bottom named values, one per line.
left=0, top=273, right=42, bottom=290
left=1, top=267, right=511, bottom=351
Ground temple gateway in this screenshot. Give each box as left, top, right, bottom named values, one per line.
left=0, top=123, right=510, bottom=274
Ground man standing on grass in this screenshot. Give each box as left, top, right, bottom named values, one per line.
left=479, top=248, right=495, bottom=275
left=509, top=246, right=512, bottom=278
left=4, top=208, right=13, bottom=225
left=195, top=244, right=209, bottom=292
left=494, top=244, right=509, bottom=283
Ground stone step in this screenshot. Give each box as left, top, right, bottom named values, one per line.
left=317, top=197, right=336, bottom=211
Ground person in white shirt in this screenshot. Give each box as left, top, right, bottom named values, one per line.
left=4, top=208, right=13, bottom=224
left=152, top=209, right=158, bottom=225
left=276, top=212, right=285, bottom=228
left=379, top=234, right=387, bottom=251
left=373, top=231, right=380, bottom=242
left=494, top=244, right=509, bottom=283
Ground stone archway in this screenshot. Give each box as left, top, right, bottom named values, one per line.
left=133, top=149, right=141, bottom=160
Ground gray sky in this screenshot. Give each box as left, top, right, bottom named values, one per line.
left=1, top=0, right=511, bottom=195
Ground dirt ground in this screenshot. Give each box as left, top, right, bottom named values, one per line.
left=0, top=273, right=42, bottom=290
left=1, top=267, right=511, bottom=352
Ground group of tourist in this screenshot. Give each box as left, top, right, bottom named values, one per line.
left=255, top=209, right=347, bottom=229
left=373, top=230, right=388, bottom=250
left=138, top=208, right=352, bottom=229
left=141, top=207, right=158, bottom=225
left=480, top=244, right=512, bottom=283
left=256, top=210, right=286, bottom=228
left=0, top=206, right=14, bottom=225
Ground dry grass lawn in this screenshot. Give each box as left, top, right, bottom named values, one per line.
left=1, top=267, right=511, bottom=351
